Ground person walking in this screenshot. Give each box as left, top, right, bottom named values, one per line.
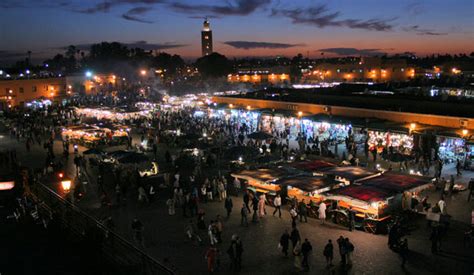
left=205, top=245, right=218, bottom=273
left=293, top=241, right=302, bottom=271
left=243, top=191, right=250, bottom=212
left=298, top=199, right=308, bottom=223
left=208, top=221, right=218, bottom=245
left=224, top=196, right=233, bottom=218
left=345, top=238, right=354, bottom=267
left=348, top=207, right=355, bottom=231
left=166, top=197, right=176, bottom=215
left=399, top=238, right=408, bottom=267
left=289, top=206, right=298, bottom=228
left=290, top=227, right=301, bottom=250
left=227, top=235, right=243, bottom=272
left=186, top=220, right=202, bottom=244
left=318, top=202, right=326, bottom=224
left=138, top=185, right=149, bottom=204
left=301, top=238, right=313, bottom=271
left=323, top=239, right=334, bottom=267
left=240, top=204, right=249, bottom=226
left=279, top=229, right=290, bottom=257
left=337, top=236, right=346, bottom=266
left=215, top=215, right=223, bottom=243
left=217, top=180, right=225, bottom=201
left=258, top=195, right=266, bottom=218
left=273, top=194, right=282, bottom=218
left=456, top=159, right=462, bottom=176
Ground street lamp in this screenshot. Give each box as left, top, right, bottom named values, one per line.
left=229, top=104, right=233, bottom=108
left=410, top=123, right=416, bottom=131
left=246, top=105, right=251, bottom=110
left=140, top=70, right=147, bottom=76
left=462, top=129, right=469, bottom=137
left=61, top=180, right=72, bottom=192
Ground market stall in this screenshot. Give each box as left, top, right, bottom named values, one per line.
left=465, top=140, right=474, bottom=170
left=231, top=167, right=295, bottom=203
left=357, top=172, right=434, bottom=212
left=324, top=172, right=434, bottom=233
left=74, top=107, right=152, bottom=121
left=290, top=159, right=337, bottom=175
left=437, top=135, right=466, bottom=163
left=320, top=166, right=379, bottom=184
left=274, top=175, right=342, bottom=211
left=61, top=124, right=129, bottom=147
left=325, top=185, right=396, bottom=233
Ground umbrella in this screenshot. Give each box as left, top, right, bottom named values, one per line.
left=117, top=152, right=149, bottom=164
left=83, top=148, right=104, bottom=155
left=247, top=131, right=273, bottom=140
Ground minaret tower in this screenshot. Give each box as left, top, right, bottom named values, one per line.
left=201, top=18, right=213, bottom=56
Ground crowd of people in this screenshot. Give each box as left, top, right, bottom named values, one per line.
left=1, top=92, right=472, bottom=274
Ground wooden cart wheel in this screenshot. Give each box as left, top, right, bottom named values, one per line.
left=335, top=212, right=349, bottom=227
left=363, top=220, right=377, bottom=234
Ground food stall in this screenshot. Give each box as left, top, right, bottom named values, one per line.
left=274, top=175, right=342, bottom=216
left=74, top=107, right=152, bottom=121
left=231, top=167, right=294, bottom=204
left=325, top=185, right=396, bottom=233
left=61, top=124, right=129, bottom=147
left=290, top=159, right=337, bottom=175
left=357, top=172, right=434, bottom=211
left=320, top=166, right=379, bottom=185
left=324, top=172, right=434, bottom=233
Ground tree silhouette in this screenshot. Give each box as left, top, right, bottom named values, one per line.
left=195, top=52, right=232, bottom=78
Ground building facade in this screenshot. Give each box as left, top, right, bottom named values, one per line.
left=303, top=57, right=416, bottom=83
left=201, top=19, right=213, bottom=56
left=227, top=67, right=291, bottom=85
left=0, top=77, right=67, bottom=109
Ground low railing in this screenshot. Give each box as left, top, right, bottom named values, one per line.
left=31, top=183, right=175, bottom=275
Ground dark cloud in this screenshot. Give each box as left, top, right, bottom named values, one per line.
left=60, top=41, right=186, bottom=51
left=271, top=4, right=395, bottom=31
left=79, top=2, right=113, bottom=14
left=78, top=0, right=165, bottom=14
left=317, top=48, right=387, bottom=56
left=121, top=7, right=154, bottom=23
left=402, top=25, right=448, bottom=36
left=223, top=41, right=303, bottom=50
left=188, top=15, right=221, bottom=19
left=169, top=0, right=271, bottom=16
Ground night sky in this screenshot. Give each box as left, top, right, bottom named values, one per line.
left=1, top=0, right=473, bottom=63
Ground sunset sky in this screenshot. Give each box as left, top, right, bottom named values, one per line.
left=1, top=0, right=473, bottom=63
